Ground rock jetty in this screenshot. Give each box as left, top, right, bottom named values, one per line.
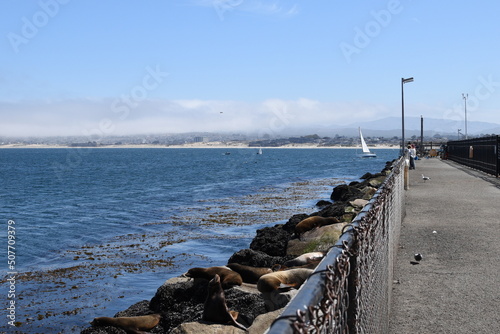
left=81, top=160, right=395, bottom=334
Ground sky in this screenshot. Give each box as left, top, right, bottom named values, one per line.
left=1, top=0, right=500, bottom=138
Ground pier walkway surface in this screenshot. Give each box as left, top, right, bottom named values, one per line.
left=389, top=158, right=500, bottom=333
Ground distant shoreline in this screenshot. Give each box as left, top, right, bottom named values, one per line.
left=0, top=143, right=397, bottom=149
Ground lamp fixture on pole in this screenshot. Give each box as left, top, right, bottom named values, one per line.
left=401, top=77, right=414, bottom=155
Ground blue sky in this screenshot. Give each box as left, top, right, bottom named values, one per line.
left=1, top=0, right=500, bottom=137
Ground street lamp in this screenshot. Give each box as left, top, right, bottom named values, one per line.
left=401, top=77, right=414, bottom=155
left=462, top=93, right=468, bottom=139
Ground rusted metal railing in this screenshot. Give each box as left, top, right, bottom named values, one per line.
left=446, top=135, right=500, bottom=177
left=268, top=157, right=405, bottom=334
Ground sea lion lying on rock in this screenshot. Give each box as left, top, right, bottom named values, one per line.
left=185, top=266, right=242, bottom=289
left=294, top=216, right=340, bottom=237
left=257, top=268, right=314, bottom=293
left=284, top=251, right=326, bottom=267
left=226, top=263, right=272, bottom=284
left=90, top=314, right=161, bottom=334
left=203, top=274, right=248, bottom=331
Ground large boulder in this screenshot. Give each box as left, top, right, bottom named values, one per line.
left=227, top=249, right=293, bottom=268
left=360, top=186, right=377, bottom=200
left=250, top=226, right=290, bottom=257
left=148, top=276, right=266, bottom=333
left=171, top=322, right=245, bottom=334
left=330, top=184, right=363, bottom=202
left=368, top=175, right=386, bottom=188
left=315, top=200, right=332, bottom=208
left=81, top=326, right=125, bottom=334
left=247, top=308, right=284, bottom=334
left=171, top=308, right=284, bottom=334
left=261, top=290, right=299, bottom=312
left=349, top=199, right=368, bottom=209
left=281, top=214, right=309, bottom=234
left=315, top=202, right=347, bottom=218
left=149, top=277, right=206, bottom=331
left=286, top=223, right=347, bottom=255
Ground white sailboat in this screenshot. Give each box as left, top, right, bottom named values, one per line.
left=257, top=147, right=263, bottom=155
left=359, top=127, right=377, bottom=158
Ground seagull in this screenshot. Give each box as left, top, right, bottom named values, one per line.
left=422, top=174, right=430, bottom=182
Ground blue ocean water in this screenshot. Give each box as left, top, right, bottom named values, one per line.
left=0, top=147, right=398, bottom=332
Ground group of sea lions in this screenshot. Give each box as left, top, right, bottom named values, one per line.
left=178, top=248, right=329, bottom=330
left=88, top=162, right=394, bottom=333
left=88, top=250, right=328, bottom=332
left=88, top=218, right=336, bottom=333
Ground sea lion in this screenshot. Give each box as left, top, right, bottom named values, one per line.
left=294, top=216, right=340, bottom=236
left=90, top=314, right=161, bottom=334
left=226, top=263, right=272, bottom=284
left=203, top=274, right=247, bottom=331
left=284, top=251, right=326, bottom=267
left=185, top=266, right=242, bottom=289
left=257, top=268, right=314, bottom=293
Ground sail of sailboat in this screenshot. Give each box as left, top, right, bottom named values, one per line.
left=359, top=127, right=376, bottom=158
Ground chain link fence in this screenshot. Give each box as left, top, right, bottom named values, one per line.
left=268, top=157, right=405, bottom=334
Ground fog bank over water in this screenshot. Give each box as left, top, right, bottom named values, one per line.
left=2, top=99, right=498, bottom=138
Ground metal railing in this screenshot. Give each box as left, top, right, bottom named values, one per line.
left=446, top=135, right=500, bottom=177
left=268, top=157, right=405, bottom=334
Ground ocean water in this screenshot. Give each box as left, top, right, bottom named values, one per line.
left=1, top=147, right=398, bottom=332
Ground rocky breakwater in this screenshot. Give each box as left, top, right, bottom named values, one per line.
left=81, top=161, right=394, bottom=334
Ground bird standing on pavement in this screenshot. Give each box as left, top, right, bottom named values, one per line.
left=422, top=174, right=430, bottom=182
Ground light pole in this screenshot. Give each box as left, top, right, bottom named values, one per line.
left=420, top=115, right=424, bottom=155
left=462, top=93, right=468, bottom=139
left=401, top=77, right=414, bottom=155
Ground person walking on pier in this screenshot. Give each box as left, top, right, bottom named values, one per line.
left=409, top=144, right=417, bottom=170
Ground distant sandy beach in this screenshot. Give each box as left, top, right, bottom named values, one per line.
left=0, top=142, right=396, bottom=149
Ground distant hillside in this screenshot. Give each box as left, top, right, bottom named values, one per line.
left=329, top=117, right=500, bottom=138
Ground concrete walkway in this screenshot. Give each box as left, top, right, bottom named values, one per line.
left=389, top=158, right=500, bottom=334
